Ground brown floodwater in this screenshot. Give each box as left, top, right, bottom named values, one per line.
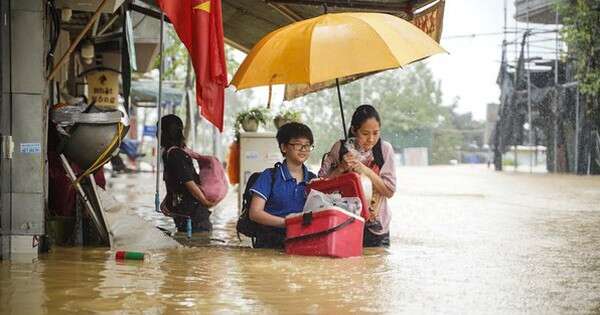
left=2, top=165, right=600, bottom=314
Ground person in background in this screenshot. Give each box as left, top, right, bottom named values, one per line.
left=160, top=114, right=214, bottom=232
left=249, top=122, right=317, bottom=248
left=319, top=105, right=397, bottom=247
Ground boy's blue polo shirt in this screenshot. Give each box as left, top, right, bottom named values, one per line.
left=250, top=160, right=316, bottom=218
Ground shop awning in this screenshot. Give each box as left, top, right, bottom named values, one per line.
left=133, top=0, right=440, bottom=52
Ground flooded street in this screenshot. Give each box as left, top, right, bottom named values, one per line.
left=2, top=165, right=600, bottom=314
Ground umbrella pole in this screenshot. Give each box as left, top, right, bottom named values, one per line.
left=155, top=11, right=165, bottom=213
left=335, top=78, right=348, bottom=140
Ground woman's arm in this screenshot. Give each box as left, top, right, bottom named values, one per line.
left=355, top=165, right=394, bottom=198
left=354, top=142, right=396, bottom=198
left=184, top=180, right=216, bottom=207
left=249, top=195, right=285, bottom=228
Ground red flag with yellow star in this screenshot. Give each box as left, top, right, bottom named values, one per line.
left=157, top=0, right=227, bottom=131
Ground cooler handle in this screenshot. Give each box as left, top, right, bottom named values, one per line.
left=302, top=212, right=313, bottom=226
left=285, top=217, right=356, bottom=243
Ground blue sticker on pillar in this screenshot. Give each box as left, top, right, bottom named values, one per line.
left=20, top=143, right=41, bottom=154
left=143, top=125, right=157, bottom=137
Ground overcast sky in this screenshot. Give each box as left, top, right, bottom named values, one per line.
left=426, top=0, right=559, bottom=120
left=425, top=0, right=513, bottom=120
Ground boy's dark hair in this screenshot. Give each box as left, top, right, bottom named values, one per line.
left=276, top=122, right=313, bottom=155
left=160, top=114, right=185, bottom=148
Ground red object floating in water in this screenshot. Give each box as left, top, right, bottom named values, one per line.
left=115, top=251, right=144, bottom=260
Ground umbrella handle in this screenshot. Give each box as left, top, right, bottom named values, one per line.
left=336, top=78, right=348, bottom=140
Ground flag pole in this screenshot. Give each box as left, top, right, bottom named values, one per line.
left=155, top=11, right=165, bottom=213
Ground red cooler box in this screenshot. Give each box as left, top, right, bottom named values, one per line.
left=284, top=173, right=367, bottom=258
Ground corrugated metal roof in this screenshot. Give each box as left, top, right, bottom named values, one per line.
left=137, top=0, right=437, bottom=51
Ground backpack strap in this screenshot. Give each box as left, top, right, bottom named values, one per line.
left=270, top=162, right=282, bottom=189
left=164, top=146, right=185, bottom=166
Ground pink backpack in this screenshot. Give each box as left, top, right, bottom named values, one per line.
left=167, top=146, right=228, bottom=204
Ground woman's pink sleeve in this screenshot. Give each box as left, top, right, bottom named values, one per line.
left=318, top=141, right=341, bottom=178
left=379, top=142, right=397, bottom=192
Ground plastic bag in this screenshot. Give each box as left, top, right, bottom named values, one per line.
left=194, top=154, right=228, bottom=203
left=166, top=147, right=228, bottom=205
left=303, top=189, right=362, bottom=215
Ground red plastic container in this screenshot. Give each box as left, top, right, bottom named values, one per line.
left=285, top=208, right=364, bottom=258
left=284, top=173, right=368, bottom=258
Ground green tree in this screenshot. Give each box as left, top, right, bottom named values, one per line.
left=561, top=0, right=600, bottom=173
left=561, top=1, right=600, bottom=98
left=431, top=99, right=463, bottom=164
left=289, top=86, right=342, bottom=165
left=152, top=27, right=188, bottom=81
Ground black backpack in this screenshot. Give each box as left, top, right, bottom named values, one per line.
left=236, top=163, right=281, bottom=242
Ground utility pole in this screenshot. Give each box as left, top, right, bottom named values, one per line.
left=553, top=3, right=559, bottom=173
left=510, top=0, right=518, bottom=172
left=503, top=0, right=507, bottom=43
left=526, top=0, right=533, bottom=173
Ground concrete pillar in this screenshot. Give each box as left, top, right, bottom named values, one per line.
left=0, top=0, right=47, bottom=260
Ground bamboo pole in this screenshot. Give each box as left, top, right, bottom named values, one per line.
left=47, top=0, right=110, bottom=81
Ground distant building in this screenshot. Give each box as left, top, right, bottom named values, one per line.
left=503, top=145, right=547, bottom=169
left=492, top=0, right=589, bottom=173
left=514, top=0, right=561, bottom=24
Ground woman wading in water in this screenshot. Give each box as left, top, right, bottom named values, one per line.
left=319, top=105, right=397, bottom=247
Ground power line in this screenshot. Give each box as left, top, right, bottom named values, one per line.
left=443, top=29, right=558, bottom=40
left=442, top=31, right=518, bottom=39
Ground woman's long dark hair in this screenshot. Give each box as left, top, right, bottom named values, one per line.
left=160, top=114, right=185, bottom=149
left=345, top=104, right=384, bottom=168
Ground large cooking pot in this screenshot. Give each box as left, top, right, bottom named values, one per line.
left=52, top=105, right=128, bottom=171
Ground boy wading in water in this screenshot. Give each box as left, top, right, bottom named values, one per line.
left=248, top=122, right=317, bottom=248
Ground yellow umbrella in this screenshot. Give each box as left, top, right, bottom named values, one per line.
left=230, top=12, right=446, bottom=137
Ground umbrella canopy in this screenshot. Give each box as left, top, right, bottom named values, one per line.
left=230, top=12, right=446, bottom=90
